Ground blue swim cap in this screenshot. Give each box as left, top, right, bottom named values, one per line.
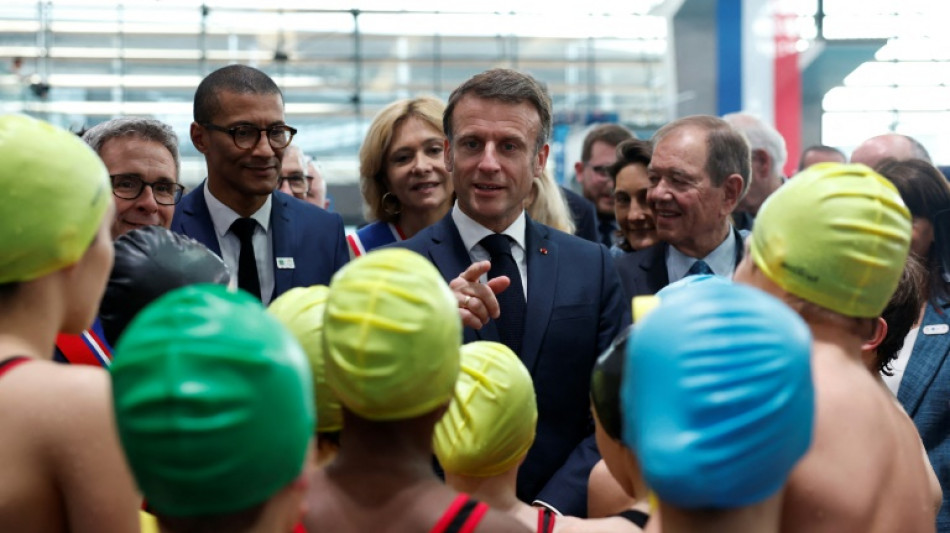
left=621, top=281, right=813, bottom=509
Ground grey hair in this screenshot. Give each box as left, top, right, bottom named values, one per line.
left=82, top=117, right=181, bottom=179
left=722, top=112, right=787, bottom=178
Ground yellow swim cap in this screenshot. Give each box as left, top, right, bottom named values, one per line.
left=0, top=114, right=110, bottom=283
left=751, top=163, right=911, bottom=318
left=434, top=341, right=537, bottom=477
left=324, top=248, right=461, bottom=421
left=269, top=285, right=343, bottom=433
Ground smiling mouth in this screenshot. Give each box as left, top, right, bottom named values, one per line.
left=411, top=182, right=440, bottom=191
left=473, top=183, right=504, bottom=191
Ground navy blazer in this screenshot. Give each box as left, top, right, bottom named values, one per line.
left=561, top=186, right=599, bottom=244
left=397, top=213, right=626, bottom=517
left=897, top=298, right=950, bottom=531
left=171, top=183, right=348, bottom=300
left=614, top=226, right=746, bottom=301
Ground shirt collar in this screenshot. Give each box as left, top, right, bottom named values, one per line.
left=452, top=202, right=527, bottom=253
left=666, top=226, right=737, bottom=281
left=203, top=181, right=272, bottom=238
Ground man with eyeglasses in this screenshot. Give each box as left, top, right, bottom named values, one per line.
left=172, top=64, right=348, bottom=305
left=82, top=117, right=183, bottom=239
left=278, top=144, right=309, bottom=200
left=573, top=123, right=634, bottom=248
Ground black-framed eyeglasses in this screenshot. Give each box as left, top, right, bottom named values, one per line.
left=586, top=163, right=611, bottom=178
left=110, top=174, right=185, bottom=205
left=201, top=122, right=297, bottom=150
left=278, top=172, right=310, bottom=194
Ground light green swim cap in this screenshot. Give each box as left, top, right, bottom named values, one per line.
left=324, top=248, right=461, bottom=421
left=269, top=285, right=343, bottom=433
left=751, top=162, right=911, bottom=318
left=434, top=341, right=537, bottom=477
left=0, top=114, right=110, bottom=283
left=111, top=284, right=315, bottom=517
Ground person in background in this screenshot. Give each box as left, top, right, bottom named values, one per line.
left=435, top=340, right=641, bottom=533
left=722, top=112, right=787, bottom=231
left=347, top=96, right=453, bottom=257
left=607, top=139, right=656, bottom=257
left=82, top=116, right=183, bottom=239
left=874, top=158, right=950, bottom=530
left=734, top=162, right=937, bottom=532
left=305, top=156, right=330, bottom=210
left=574, top=124, right=635, bottom=248
left=172, top=64, right=347, bottom=304
left=525, top=169, right=576, bottom=234
left=0, top=114, right=139, bottom=532
left=111, top=285, right=315, bottom=533
left=303, top=249, right=526, bottom=532
left=277, top=144, right=309, bottom=201
left=850, top=133, right=931, bottom=168
left=622, top=280, right=814, bottom=533
left=269, top=285, right=343, bottom=468
left=798, top=144, right=845, bottom=171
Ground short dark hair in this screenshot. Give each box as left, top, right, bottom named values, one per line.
left=877, top=254, right=926, bottom=375
left=443, top=68, right=552, bottom=154
left=652, top=115, right=751, bottom=198
left=875, top=157, right=950, bottom=302
left=581, top=124, right=634, bottom=163
left=193, top=64, right=283, bottom=124
left=607, top=138, right=652, bottom=180
left=798, top=144, right=845, bottom=170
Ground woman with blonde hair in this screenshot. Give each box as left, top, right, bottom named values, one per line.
left=526, top=169, right=576, bottom=234
left=347, top=96, right=454, bottom=257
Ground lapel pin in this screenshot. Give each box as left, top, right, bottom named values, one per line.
left=923, top=324, right=949, bottom=336
left=540, top=248, right=548, bottom=255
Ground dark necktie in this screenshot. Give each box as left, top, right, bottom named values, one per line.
left=598, top=216, right=615, bottom=248
left=686, top=259, right=714, bottom=277
left=480, top=234, right=526, bottom=354
left=230, top=218, right=262, bottom=300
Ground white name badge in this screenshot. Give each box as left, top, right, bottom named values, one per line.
left=276, top=257, right=296, bottom=270
left=923, top=324, right=950, bottom=336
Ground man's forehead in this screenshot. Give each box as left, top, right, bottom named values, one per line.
left=453, top=96, right=540, bottom=134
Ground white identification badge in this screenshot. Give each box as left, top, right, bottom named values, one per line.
left=923, top=324, right=950, bottom=336
left=276, top=257, right=296, bottom=270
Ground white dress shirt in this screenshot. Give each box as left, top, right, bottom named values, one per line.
left=203, top=184, right=276, bottom=304
left=452, top=203, right=528, bottom=300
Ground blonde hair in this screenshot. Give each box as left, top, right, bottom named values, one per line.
left=526, top=169, right=575, bottom=234
left=358, top=96, right=446, bottom=223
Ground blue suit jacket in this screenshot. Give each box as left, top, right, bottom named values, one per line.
left=561, top=186, right=599, bottom=243
left=398, top=213, right=626, bottom=517
left=170, top=183, right=348, bottom=300
left=897, top=298, right=950, bottom=531
left=614, top=226, right=746, bottom=301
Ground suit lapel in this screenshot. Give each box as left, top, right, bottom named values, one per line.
left=177, top=182, right=221, bottom=256
left=898, top=300, right=950, bottom=417
left=427, top=215, right=499, bottom=344
left=639, top=243, right=669, bottom=295
left=522, top=219, right=556, bottom=374
left=270, top=193, right=294, bottom=299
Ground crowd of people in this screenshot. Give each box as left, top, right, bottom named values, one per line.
left=1, top=61, right=948, bottom=533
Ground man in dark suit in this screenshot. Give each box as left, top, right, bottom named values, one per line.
left=398, top=68, right=625, bottom=517
left=171, top=64, right=347, bottom=304
left=615, top=115, right=749, bottom=301
left=573, top=124, right=635, bottom=248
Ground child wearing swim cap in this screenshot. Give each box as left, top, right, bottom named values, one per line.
left=0, top=114, right=139, bottom=531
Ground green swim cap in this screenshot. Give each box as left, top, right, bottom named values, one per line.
left=434, top=341, right=537, bottom=477
left=324, top=248, right=461, bottom=421
left=0, top=114, right=110, bottom=283
left=751, top=163, right=912, bottom=318
left=111, top=284, right=315, bottom=517
left=269, top=285, right=343, bottom=433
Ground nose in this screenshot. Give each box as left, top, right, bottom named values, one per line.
left=412, top=150, right=433, bottom=174
left=648, top=179, right=671, bottom=206
left=251, top=131, right=276, bottom=157
left=135, top=185, right=159, bottom=212
left=477, top=142, right=501, bottom=173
